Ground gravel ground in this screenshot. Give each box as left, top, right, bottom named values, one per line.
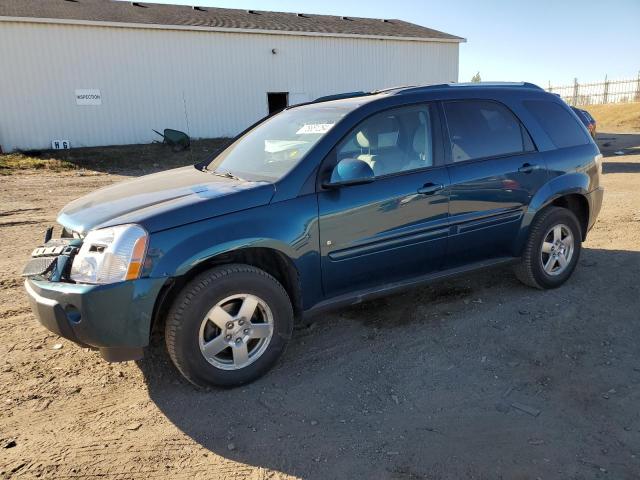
left=0, top=134, right=639, bottom=479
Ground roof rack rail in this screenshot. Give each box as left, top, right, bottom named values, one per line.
left=284, top=91, right=371, bottom=110
left=371, top=85, right=417, bottom=94
left=312, top=91, right=369, bottom=103
left=447, top=81, right=542, bottom=89
left=390, top=82, right=544, bottom=95
left=311, top=86, right=416, bottom=103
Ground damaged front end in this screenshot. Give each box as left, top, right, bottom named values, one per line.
left=22, top=225, right=166, bottom=362
left=22, top=226, right=82, bottom=282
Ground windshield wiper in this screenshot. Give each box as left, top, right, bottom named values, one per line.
left=209, top=170, right=244, bottom=181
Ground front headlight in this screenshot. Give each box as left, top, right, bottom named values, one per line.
left=70, top=224, right=148, bottom=284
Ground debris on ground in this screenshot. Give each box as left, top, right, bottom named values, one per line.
left=2, top=438, right=17, bottom=449
left=511, top=401, right=541, bottom=417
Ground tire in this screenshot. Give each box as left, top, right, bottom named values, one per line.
left=514, top=206, right=582, bottom=289
left=165, top=264, right=294, bottom=387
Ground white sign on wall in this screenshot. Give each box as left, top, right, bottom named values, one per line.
left=75, top=89, right=102, bottom=106
left=52, top=140, right=70, bottom=150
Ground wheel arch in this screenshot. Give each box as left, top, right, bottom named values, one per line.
left=150, top=245, right=303, bottom=338
left=515, top=173, right=591, bottom=256
left=547, top=193, right=589, bottom=240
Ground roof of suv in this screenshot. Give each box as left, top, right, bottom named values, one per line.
left=304, top=82, right=548, bottom=109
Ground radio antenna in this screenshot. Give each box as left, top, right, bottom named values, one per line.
left=182, top=90, right=194, bottom=164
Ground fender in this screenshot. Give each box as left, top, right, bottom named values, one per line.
left=144, top=195, right=323, bottom=309
left=176, top=238, right=298, bottom=277
left=513, top=171, right=591, bottom=255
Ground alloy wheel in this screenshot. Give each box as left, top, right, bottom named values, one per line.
left=540, top=223, right=574, bottom=276
left=198, top=294, right=274, bottom=370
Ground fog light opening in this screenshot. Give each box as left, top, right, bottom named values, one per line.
left=64, top=304, right=81, bottom=324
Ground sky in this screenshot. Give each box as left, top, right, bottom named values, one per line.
left=143, top=0, right=639, bottom=87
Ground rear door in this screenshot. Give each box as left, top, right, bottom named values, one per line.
left=442, top=99, right=548, bottom=267
left=317, top=103, right=450, bottom=298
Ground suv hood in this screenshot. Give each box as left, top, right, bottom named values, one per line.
left=58, top=166, right=275, bottom=234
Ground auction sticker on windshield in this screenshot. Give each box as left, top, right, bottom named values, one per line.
left=296, top=123, right=335, bottom=134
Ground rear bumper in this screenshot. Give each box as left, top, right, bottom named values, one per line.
left=24, top=277, right=166, bottom=362
left=586, top=186, right=604, bottom=233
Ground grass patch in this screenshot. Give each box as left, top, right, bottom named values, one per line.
left=582, top=102, right=640, bottom=132
left=0, top=138, right=231, bottom=176
left=0, top=152, right=77, bottom=175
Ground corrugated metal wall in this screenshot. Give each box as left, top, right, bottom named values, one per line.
left=0, top=21, right=459, bottom=151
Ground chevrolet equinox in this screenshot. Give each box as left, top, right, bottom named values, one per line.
left=23, top=83, right=604, bottom=387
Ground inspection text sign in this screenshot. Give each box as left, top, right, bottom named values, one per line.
left=75, top=89, right=102, bottom=106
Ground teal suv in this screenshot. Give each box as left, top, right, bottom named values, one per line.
left=23, top=83, right=603, bottom=387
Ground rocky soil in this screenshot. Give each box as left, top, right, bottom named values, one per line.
left=1, top=134, right=639, bottom=479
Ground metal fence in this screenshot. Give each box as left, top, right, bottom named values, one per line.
left=547, top=76, right=640, bottom=106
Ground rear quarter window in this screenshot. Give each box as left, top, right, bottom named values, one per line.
left=524, top=100, right=590, bottom=148
left=443, top=100, right=533, bottom=162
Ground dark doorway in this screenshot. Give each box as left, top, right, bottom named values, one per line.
left=267, top=92, right=288, bottom=115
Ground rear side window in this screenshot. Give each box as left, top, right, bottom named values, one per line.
left=524, top=100, right=589, bottom=148
left=443, top=100, right=533, bottom=162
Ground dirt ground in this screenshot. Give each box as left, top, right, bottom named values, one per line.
left=1, top=131, right=639, bottom=479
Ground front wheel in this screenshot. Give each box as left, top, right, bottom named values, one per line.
left=165, top=264, right=294, bottom=387
left=514, top=206, right=582, bottom=289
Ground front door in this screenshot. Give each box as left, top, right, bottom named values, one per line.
left=441, top=99, right=548, bottom=267
left=317, top=104, right=450, bottom=298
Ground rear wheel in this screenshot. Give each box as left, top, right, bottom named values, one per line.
left=165, top=264, right=293, bottom=387
left=514, top=207, right=582, bottom=289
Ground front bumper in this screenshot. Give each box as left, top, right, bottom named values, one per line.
left=24, top=277, right=166, bottom=361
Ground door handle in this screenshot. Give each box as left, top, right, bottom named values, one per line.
left=417, top=183, right=444, bottom=195
left=518, top=163, right=539, bottom=173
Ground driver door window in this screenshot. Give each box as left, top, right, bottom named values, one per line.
left=336, top=105, right=435, bottom=177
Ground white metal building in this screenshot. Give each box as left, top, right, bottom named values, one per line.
left=0, top=0, right=464, bottom=152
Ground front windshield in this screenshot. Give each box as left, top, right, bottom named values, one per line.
left=205, top=103, right=356, bottom=181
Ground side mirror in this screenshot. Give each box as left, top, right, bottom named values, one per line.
left=323, top=158, right=375, bottom=188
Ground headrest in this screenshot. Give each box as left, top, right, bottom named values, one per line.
left=413, top=127, right=426, bottom=153
left=355, top=115, right=398, bottom=150
left=356, top=130, right=370, bottom=149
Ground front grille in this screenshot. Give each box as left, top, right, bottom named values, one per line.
left=23, top=233, right=82, bottom=280
left=31, top=238, right=75, bottom=257
left=22, top=256, right=57, bottom=277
